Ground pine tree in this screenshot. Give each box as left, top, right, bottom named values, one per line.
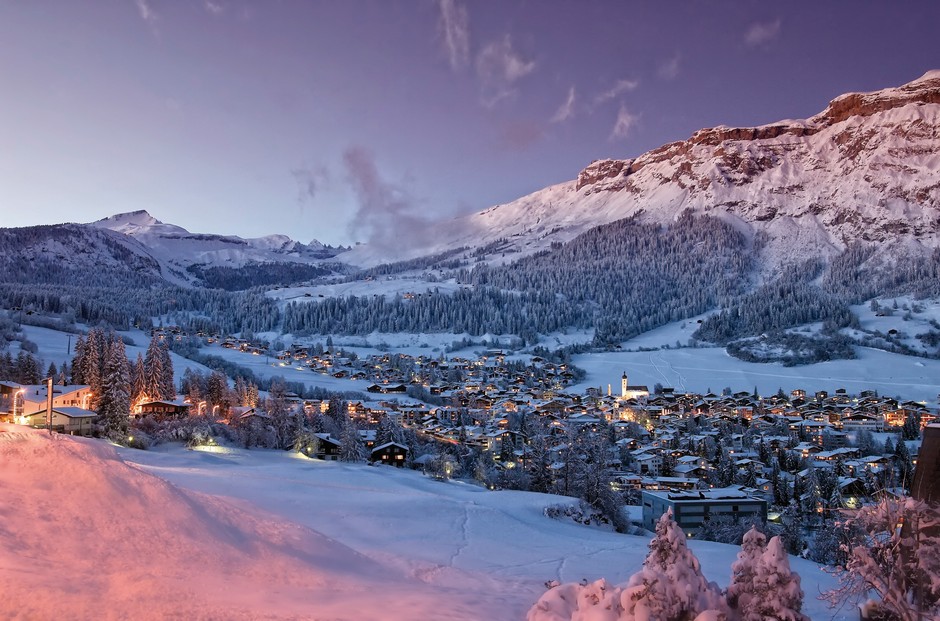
left=158, top=339, right=175, bottom=399
left=727, top=525, right=767, bottom=612
left=206, top=371, right=228, bottom=412
left=98, top=340, right=130, bottom=440
left=57, top=361, right=69, bottom=385
left=893, top=440, right=914, bottom=491
left=527, top=433, right=553, bottom=494
left=265, top=379, right=294, bottom=449
left=143, top=336, right=165, bottom=401
left=131, top=353, right=146, bottom=403
left=70, top=335, right=86, bottom=384
left=83, top=329, right=104, bottom=409
left=339, top=415, right=363, bottom=462
left=744, top=536, right=808, bottom=621
left=620, top=509, right=727, bottom=620
left=779, top=502, right=805, bottom=556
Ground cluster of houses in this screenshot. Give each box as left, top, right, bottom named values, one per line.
left=267, top=345, right=579, bottom=394
left=2, top=345, right=932, bottom=533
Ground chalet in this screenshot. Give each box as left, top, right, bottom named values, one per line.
left=313, top=433, right=342, bottom=460
left=23, top=407, right=97, bottom=436
left=133, top=398, right=190, bottom=420
left=840, top=413, right=883, bottom=433
left=370, top=442, right=409, bottom=467
left=633, top=450, right=663, bottom=476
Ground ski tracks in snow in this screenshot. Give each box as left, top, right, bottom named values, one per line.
left=649, top=352, right=687, bottom=392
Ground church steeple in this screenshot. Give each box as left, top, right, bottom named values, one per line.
left=621, top=371, right=628, bottom=398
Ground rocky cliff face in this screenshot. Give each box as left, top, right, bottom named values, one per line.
left=572, top=71, right=940, bottom=253
left=349, top=71, right=940, bottom=270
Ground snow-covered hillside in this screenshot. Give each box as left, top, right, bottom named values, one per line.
left=343, top=71, right=940, bottom=268
left=0, top=426, right=852, bottom=620
left=90, top=209, right=343, bottom=271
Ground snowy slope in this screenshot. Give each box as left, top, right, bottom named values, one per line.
left=0, top=427, right=852, bottom=620
left=90, top=209, right=342, bottom=271
left=343, top=71, right=940, bottom=268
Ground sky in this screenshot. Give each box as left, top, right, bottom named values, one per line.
left=2, top=1, right=939, bottom=247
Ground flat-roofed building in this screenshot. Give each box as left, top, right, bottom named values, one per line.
left=641, top=487, right=768, bottom=535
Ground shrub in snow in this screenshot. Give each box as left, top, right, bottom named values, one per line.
left=544, top=501, right=618, bottom=532
left=527, top=578, right=624, bottom=621
left=823, top=497, right=940, bottom=621
left=527, top=510, right=728, bottom=621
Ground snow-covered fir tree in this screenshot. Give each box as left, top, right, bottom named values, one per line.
left=339, top=415, right=363, bottom=462
left=143, top=336, right=174, bottom=401
left=620, top=508, right=727, bottom=620
left=97, top=339, right=130, bottom=440
left=130, top=352, right=145, bottom=403
left=726, top=526, right=766, bottom=613
left=81, top=329, right=104, bottom=408
left=741, top=536, right=807, bottom=621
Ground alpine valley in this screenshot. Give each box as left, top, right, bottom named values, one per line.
left=3, top=72, right=940, bottom=384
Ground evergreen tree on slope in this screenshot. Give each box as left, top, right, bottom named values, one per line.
left=98, top=339, right=130, bottom=440
left=726, top=525, right=766, bottom=613
left=742, top=536, right=808, bottom=621
left=620, top=508, right=727, bottom=620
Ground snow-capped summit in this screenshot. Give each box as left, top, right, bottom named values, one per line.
left=343, top=71, right=940, bottom=269
left=91, top=210, right=189, bottom=237
left=90, top=211, right=343, bottom=273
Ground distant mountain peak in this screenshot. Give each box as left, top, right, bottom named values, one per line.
left=92, top=210, right=163, bottom=227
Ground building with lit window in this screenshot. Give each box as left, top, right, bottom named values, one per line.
left=641, top=487, right=767, bottom=535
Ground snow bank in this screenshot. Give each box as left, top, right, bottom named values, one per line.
left=0, top=425, right=448, bottom=620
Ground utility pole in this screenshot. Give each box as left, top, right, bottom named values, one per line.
left=45, top=377, right=54, bottom=434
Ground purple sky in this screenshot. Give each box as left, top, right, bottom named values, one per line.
left=2, top=1, right=939, bottom=247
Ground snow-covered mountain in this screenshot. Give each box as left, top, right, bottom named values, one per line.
left=90, top=210, right=343, bottom=271
left=343, top=70, right=940, bottom=269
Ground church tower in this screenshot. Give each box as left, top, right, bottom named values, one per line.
left=621, top=371, right=628, bottom=398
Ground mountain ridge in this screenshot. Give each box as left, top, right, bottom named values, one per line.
left=341, top=70, right=940, bottom=270
left=89, top=209, right=344, bottom=273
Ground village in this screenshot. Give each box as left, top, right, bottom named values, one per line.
left=0, top=326, right=931, bottom=544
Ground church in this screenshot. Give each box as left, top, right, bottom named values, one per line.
left=619, top=371, right=649, bottom=400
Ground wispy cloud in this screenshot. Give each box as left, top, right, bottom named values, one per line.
left=134, top=0, right=157, bottom=24
left=610, top=105, right=639, bottom=141
left=204, top=0, right=224, bottom=15
left=744, top=18, right=781, bottom=47
left=438, top=0, right=470, bottom=71
left=291, top=165, right=331, bottom=205
left=657, top=53, right=681, bottom=80
left=475, top=35, right=536, bottom=107
left=550, top=86, right=576, bottom=123
left=593, top=78, right=639, bottom=106
left=342, top=147, right=429, bottom=250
